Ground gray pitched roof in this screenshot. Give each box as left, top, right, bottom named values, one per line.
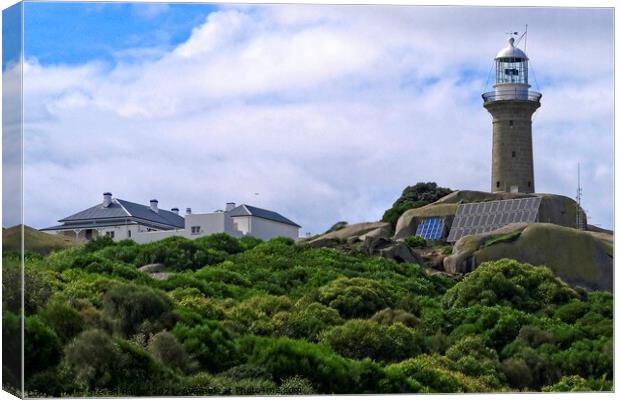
left=59, top=201, right=129, bottom=221
left=56, top=198, right=184, bottom=229
left=229, top=204, right=301, bottom=227
left=117, top=199, right=184, bottom=228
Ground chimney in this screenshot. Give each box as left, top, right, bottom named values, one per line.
left=103, top=192, right=112, bottom=207
left=225, top=202, right=236, bottom=212
left=186, top=207, right=192, bottom=215
left=150, top=199, right=159, bottom=213
left=171, top=207, right=179, bottom=215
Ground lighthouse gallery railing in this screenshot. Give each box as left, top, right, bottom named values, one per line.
left=482, top=89, right=542, bottom=103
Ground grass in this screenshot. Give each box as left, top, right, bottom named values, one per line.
left=481, top=230, right=522, bottom=249
left=2, top=225, right=76, bottom=255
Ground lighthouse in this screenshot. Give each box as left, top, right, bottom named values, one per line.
left=483, top=37, right=542, bottom=194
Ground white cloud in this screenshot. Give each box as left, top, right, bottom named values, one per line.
left=132, top=3, right=170, bottom=20
left=18, top=5, right=614, bottom=233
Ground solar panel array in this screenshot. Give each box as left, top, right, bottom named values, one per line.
left=415, top=217, right=445, bottom=240
left=447, top=197, right=542, bottom=242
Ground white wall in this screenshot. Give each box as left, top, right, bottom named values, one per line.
left=232, top=215, right=251, bottom=235
left=131, top=212, right=245, bottom=244
left=131, top=228, right=185, bottom=244
left=235, top=216, right=299, bottom=240
left=47, top=223, right=151, bottom=242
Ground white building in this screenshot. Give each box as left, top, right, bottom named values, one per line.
left=42, top=193, right=301, bottom=243
left=131, top=202, right=300, bottom=243
left=41, top=192, right=185, bottom=241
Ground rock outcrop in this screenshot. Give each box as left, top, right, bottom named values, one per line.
left=138, top=263, right=165, bottom=273
left=308, top=221, right=425, bottom=264
left=308, top=222, right=391, bottom=247
left=443, top=223, right=612, bottom=291
left=394, top=190, right=583, bottom=241
left=307, top=190, right=610, bottom=289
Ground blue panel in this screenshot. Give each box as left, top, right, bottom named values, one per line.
left=416, top=217, right=445, bottom=240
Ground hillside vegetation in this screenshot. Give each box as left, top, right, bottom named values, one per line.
left=3, top=225, right=75, bottom=255
left=2, top=234, right=613, bottom=395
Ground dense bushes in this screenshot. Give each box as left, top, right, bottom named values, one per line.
left=173, top=321, right=238, bottom=372
left=103, top=283, right=173, bottom=336
left=321, top=320, right=423, bottom=362
left=9, top=233, right=613, bottom=395
left=442, top=259, right=578, bottom=313
left=382, top=182, right=452, bottom=227
left=318, top=277, right=394, bottom=318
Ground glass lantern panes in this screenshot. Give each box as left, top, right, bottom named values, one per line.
left=415, top=217, right=445, bottom=240
left=496, top=57, right=528, bottom=84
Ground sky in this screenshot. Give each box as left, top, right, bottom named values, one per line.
left=4, top=2, right=614, bottom=233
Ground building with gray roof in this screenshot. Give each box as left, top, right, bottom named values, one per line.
left=41, top=194, right=300, bottom=243
left=41, top=192, right=184, bottom=241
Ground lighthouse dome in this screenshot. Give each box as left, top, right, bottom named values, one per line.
left=495, top=37, right=528, bottom=60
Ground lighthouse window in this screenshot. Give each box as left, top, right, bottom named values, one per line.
left=505, top=68, right=519, bottom=76
left=512, top=151, right=516, bottom=158
left=509, top=120, right=514, bottom=126
left=528, top=181, right=531, bottom=188
left=496, top=181, right=500, bottom=188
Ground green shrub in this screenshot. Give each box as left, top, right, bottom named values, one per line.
left=83, top=236, right=116, bottom=253
left=135, top=236, right=227, bottom=271
left=194, top=233, right=242, bottom=254
left=554, top=300, right=590, bottom=324
left=227, top=295, right=292, bottom=335
left=278, top=376, right=315, bottom=395
left=273, top=302, right=343, bottom=341
left=371, top=308, right=420, bottom=328
left=382, top=182, right=452, bottom=227
left=501, top=358, right=532, bottom=390
left=240, top=335, right=361, bottom=393
left=238, top=236, right=263, bottom=251
left=168, top=287, right=226, bottom=320
left=2, top=264, right=52, bottom=314
left=445, top=336, right=502, bottom=383
left=2, top=312, right=22, bottom=387
left=112, top=338, right=179, bottom=395
left=173, top=321, right=238, bottom=372
left=39, top=299, right=85, bottom=343
left=64, top=329, right=121, bottom=389
left=405, top=235, right=427, bottom=248
left=318, top=277, right=394, bottom=318
left=24, top=316, right=62, bottom=376
left=442, top=259, right=578, bottom=313
left=326, top=221, right=348, bottom=233
left=148, top=331, right=192, bottom=373
left=322, top=319, right=422, bottom=362
left=387, top=354, right=491, bottom=392
left=103, top=283, right=172, bottom=336
left=179, top=372, right=277, bottom=396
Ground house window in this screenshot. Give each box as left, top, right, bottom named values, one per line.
left=105, top=231, right=115, bottom=238
left=191, top=226, right=201, bottom=235
left=127, top=230, right=131, bottom=238
left=512, top=151, right=516, bottom=158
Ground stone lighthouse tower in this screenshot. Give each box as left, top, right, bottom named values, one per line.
left=483, top=37, right=542, bottom=193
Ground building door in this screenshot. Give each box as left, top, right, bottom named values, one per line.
left=85, top=229, right=93, bottom=240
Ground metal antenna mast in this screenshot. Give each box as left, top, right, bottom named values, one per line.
left=576, top=162, right=585, bottom=230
